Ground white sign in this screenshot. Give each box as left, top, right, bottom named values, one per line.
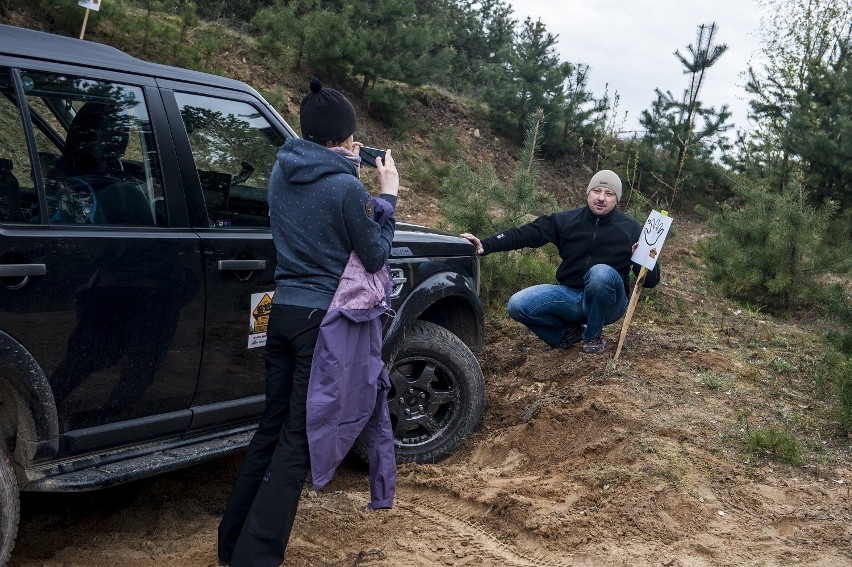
left=248, top=291, right=274, bottom=348
left=631, top=210, right=673, bottom=270
left=78, top=0, right=102, bottom=11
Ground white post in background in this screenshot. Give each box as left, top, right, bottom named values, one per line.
left=78, top=0, right=102, bottom=40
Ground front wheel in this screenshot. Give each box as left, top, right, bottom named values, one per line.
left=0, top=450, right=19, bottom=566
left=385, top=321, right=485, bottom=464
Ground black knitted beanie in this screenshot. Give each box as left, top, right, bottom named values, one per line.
left=299, top=79, right=356, bottom=146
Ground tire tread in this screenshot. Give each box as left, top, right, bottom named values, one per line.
left=391, top=321, right=485, bottom=464
left=0, top=450, right=19, bottom=567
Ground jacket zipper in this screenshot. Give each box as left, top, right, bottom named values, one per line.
left=585, top=217, right=599, bottom=271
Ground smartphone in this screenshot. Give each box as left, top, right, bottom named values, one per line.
left=358, top=146, right=387, bottom=168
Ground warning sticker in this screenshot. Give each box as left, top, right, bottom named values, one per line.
left=248, top=291, right=274, bottom=348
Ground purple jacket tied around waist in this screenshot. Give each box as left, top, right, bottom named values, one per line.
left=307, top=197, right=397, bottom=509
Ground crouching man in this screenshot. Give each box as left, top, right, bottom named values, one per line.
left=461, top=170, right=660, bottom=354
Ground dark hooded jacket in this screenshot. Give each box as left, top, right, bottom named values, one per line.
left=267, top=137, right=396, bottom=309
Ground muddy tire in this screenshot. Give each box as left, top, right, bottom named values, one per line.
left=379, top=321, right=485, bottom=464
left=0, top=450, right=19, bottom=566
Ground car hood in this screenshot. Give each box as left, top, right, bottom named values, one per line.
left=391, top=222, right=476, bottom=258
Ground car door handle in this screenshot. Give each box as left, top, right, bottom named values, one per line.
left=217, top=260, right=266, bottom=271
left=0, top=263, right=47, bottom=277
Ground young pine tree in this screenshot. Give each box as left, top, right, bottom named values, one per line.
left=699, top=179, right=838, bottom=309
left=440, top=110, right=558, bottom=305
left=440, top=109, right=555, bottom=234
left=638, top=22, right=732, bottom=208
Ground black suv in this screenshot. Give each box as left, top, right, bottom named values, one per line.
left=0, top=24, right=484, bottom=564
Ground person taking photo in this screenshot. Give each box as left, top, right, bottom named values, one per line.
left=218, top=79, right=399, bottom=567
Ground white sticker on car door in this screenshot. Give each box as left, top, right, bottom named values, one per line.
left=248, top=291, right=274, bottom=348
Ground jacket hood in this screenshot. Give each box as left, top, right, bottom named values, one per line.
left=278, top=137, right=358, bottom=185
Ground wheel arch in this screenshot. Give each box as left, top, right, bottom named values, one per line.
left=383, top=271, right=484, bottom=360
left=0, top=331, right=59, bottom=466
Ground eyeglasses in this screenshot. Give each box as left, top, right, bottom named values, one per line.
left=589, top=187, right=616, bottom=199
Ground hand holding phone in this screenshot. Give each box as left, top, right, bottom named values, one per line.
left=358, top=146, right=387, bottom=168
left=375, top=148, right=398, bottom=196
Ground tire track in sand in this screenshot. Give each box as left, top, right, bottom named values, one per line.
left=351, top=491, right=571, bottom=567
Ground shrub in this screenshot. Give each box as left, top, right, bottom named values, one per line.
left=39, top=0, right=92, bottom=35
left=363, top=84, right=412, bottom=129
left=745, top=427, right=803, bottom=466
left=430, top=127, right=460, bottom=160
left=815, top=346, right=852, bottom=435
left=479, top=247, right=559, bottom=308
left=698, top=179, right=838, bottom=309
left=439, top=160, right=501, bottom=236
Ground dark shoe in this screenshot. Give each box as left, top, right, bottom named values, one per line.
left=581, top=334, right=606, bottom=354
left=549, top=324, right=583, bottom=350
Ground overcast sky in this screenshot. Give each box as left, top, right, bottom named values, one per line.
left=507, top=0, right=765, bottom=136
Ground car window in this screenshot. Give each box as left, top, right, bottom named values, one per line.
left=19, top=71, right=166, bottom=227
left=0, top=69, right=34, bottom=223
left=174, top=92, right=285, bottom=228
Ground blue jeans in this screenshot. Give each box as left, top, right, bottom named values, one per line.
left=506, top=264, right=628, bottom=347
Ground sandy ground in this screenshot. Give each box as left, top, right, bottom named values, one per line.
left=8, top=222, right=852, bottom=567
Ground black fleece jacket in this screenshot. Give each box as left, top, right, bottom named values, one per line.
left=480, top=205, right=660, bottom=294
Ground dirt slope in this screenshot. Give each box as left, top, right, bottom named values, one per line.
left=10, top=219, right=851, bottom=566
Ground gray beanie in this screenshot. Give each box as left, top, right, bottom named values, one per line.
left=299, top=79, right=356, bottom=146
left=586, top=170, right=622, bottom=201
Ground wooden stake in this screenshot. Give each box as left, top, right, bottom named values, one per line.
left=79, top=8, right=90, bottom=40
left=614, top=210, right=670, bottom=360
left=613, top=266, right=647, bottom=361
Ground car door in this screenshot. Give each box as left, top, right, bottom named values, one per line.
left=0, top=65, right=204, bottom=455
left=158, top=83, right=291, bottom=433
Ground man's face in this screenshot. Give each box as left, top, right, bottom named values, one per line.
left=586, top=186, right=618, bottom=216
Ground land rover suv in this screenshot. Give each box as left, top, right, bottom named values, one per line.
left=0, top=24, right=484, bottom=564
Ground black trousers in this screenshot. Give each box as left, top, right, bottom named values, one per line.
left=218, top=304, right=325, bottom=566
